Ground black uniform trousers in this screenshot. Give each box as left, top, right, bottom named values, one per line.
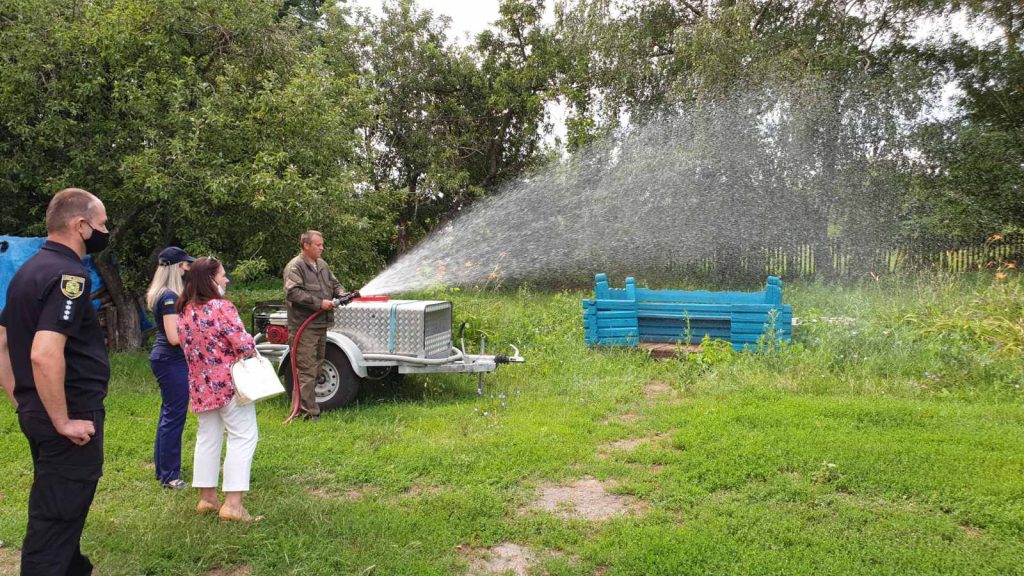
left=17, top=410, right=104, bottom=576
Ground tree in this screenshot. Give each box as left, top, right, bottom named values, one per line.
left=0, top=0, right=388, bottom=348
left=355, top=0, right=557, bottom=253
left=356, top=0, right=476, bottom=246
left=473, top=0, right=558, bottom=187
left=910, top=0, right=1024, bottom=242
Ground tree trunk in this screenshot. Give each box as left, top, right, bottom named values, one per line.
left=92, top=252, right=142, bottom=351
left=485, top=109, right=514, bottom=186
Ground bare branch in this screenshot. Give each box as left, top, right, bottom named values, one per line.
left=678, top=0, right=704, bottom=19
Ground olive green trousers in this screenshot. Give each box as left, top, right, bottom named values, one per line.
left=290, top=326, right=327, bottom=417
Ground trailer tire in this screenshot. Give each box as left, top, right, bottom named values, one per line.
left=281, top=344, right=360, bottom=411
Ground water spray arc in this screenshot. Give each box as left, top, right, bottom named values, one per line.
left=361, top=84, right=907, bottom=293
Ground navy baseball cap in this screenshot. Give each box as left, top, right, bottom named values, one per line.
left=158, top=246, right=195, bottom=266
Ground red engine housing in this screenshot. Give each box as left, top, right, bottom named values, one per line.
left=266, top=324, right=290, bottom=345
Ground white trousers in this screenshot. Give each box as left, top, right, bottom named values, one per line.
left=192, top=398, right=259, bottom=492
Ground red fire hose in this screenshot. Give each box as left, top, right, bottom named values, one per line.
left=283, top=292, right=358, bottom=424
left=283, top=307, right=326, bottom=424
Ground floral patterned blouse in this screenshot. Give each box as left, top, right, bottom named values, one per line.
left=177, top=298, right=255, bottom=413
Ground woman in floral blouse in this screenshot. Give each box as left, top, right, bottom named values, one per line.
left=177, top=257, right=261, bottom=522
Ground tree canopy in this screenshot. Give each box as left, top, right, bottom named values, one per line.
left=0, top=0, right=1020, bottom=346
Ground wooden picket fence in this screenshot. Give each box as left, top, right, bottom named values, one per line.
left=691, top=237, right=1024, bottom=279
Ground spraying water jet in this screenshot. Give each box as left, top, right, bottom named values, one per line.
left=363, top=82, right=909, bottom=293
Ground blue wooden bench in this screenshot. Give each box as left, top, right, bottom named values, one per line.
left=582, top=274, right=793, bottom=350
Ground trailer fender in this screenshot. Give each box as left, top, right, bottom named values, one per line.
left=326, top=332, right=368, bottom=378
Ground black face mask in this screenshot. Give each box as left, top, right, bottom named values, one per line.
left=83, top=223, right=110, bottom=254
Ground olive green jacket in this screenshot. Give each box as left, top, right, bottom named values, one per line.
left=283, top=254, right=345, bottom=329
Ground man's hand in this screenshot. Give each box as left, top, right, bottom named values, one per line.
left=56, top=419, right=96, bottom=446
left=320, top=299, right=335, bottom=311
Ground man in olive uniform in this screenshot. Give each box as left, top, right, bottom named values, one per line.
left=283, top=230, right=351, bottom=421
left=0, top=188, right=110, bottom=575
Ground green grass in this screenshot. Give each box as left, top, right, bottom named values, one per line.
left=2, top=274, right=1024, bottom=575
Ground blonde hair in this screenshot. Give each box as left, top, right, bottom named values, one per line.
left=145, top=262, right=187, bottom=311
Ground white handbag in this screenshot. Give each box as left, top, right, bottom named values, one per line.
left=230, top=352, right=286, bottom=405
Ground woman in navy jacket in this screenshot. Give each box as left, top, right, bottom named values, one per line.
left=144, top=246, right=195, bottom=489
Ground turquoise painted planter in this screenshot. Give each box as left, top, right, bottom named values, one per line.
left=582, top=274, right=793, bottom=351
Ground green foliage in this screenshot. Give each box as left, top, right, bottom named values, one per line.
left=0, top=0, right=392, bottom=294
left=681, top=335, right=737, bottom=373
left=230, top=257, right=270, bottom=283
left=900, top=277, right=1024, bottom=357
left=793, top=274, right=1024, bottom=396
left=906, top=1, right=1024, bottom=242
left=355, top=0, right=557, bottom=250
left=911, top=124, right=1024, bottom=243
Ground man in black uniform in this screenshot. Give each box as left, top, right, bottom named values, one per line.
left=0, top=188, right=111, bottom=576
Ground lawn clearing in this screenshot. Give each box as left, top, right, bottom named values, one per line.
left=1, top=275, right=1023, bottom=575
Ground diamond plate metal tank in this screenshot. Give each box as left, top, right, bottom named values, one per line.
left=332, top=300, right=452, bottom=358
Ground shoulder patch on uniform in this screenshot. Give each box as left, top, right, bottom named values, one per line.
left=60, top=275, right=86, bottom=299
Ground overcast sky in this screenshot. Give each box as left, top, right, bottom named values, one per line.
left=348, top=0, right=553, bottom=44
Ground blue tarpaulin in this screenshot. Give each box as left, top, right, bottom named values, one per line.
left=0, top=236, right=104, bottom=313
left=0, top=236, right=153, bottom=332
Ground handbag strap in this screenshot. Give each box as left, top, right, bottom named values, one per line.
left=233, top=349, right=263, bottom=369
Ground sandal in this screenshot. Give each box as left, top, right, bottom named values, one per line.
left=162, top=479, right=188, bottom=490
left=218, top=506, right=264, bottom=523
left=196, top=500, right=220, bottom=515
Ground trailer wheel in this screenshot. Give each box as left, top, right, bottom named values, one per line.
left=281, top=344, right=360, bottom=411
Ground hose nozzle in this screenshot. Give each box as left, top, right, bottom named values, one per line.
left=333, top=291, right=359, bottom=307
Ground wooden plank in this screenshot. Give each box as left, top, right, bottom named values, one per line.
left=594, top=318, right=639, bottom=328
left=731, top=304, right=775, bottom=313
left=731, top=333, right=771, bottom=343
left=639, top=335, right=695, bottom=344
left=638, top=303, right=735, bottom=314
left=732, top=321, right=771, bottom=330
left=636, top=288, right=764, bottom=304
left=597, top=327, right=640, bottom=338
left=591, top=299, right=639, bottom=310
left=685, top=318, right=732, bottom=327
left=731, top=329, right=772, bottom=337
left=640, top=324, right=730, bottom=335
left=595, top=336, right=640, bottom=346
left=645, top=318, right=730, bottom=329
left=595, top=273, right=610, bottom=299
left=640, top=334, right=721, bottom=344
left=596, top=310, right=638, bottom=320
left=638, top=310, right=733, bottom=320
